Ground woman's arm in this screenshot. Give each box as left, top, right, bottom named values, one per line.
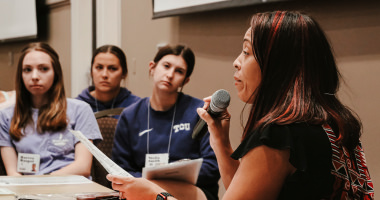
left=50, top=141, right=93, bottom=177
left=1, top=146, right=22, bottom=176
left=107, top=175, right=207, bottom=200
left=106, top=147, right=295, bottom=200
left=53, top=101, right=101, bottom=176
left=210, top=137, right=239, bottom=189
left=223, top=145, right=296, bottom=200
left=195, top=127, right=220, bottom=189
left=196, top=97, right=239, bottom=189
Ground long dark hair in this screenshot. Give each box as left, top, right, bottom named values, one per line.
left=11, top=42, right=67, bottom=141
left=243, top=11, right=361, bottom=150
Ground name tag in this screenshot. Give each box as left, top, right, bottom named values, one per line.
left=17, top=153, right=40, bottom=173
left=145, top=153, right=169, bottom=168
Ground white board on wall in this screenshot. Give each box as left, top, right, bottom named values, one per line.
left=153, top=0, right=228, bottom=13
left=0, top=0, right=37, bottom=42
left=152, top=0, right=289, bottom=19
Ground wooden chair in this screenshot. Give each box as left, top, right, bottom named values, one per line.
left=91, top=108, right=123, bottom=188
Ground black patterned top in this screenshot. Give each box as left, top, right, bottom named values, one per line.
left=231, top=123, right=374, bottom=200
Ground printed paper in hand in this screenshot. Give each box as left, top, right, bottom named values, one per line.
left=142, top=158, right=203, bottom=185
left=69, top=130, right=132, bottom=177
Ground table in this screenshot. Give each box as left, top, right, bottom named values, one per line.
left=0, top=175, right=118, bottom=200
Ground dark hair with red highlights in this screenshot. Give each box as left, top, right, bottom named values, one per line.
left=243, top=11, right=361, bottom=150
left=11, top=42, right=67, bottom=141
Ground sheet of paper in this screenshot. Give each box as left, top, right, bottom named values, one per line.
left=142, top=158, right=203, bottom=185
left=69, top=130, right=132, bottom=177
left=0, top=175, right=91, bottom=186
left=0, top=188, right=16, bottom=195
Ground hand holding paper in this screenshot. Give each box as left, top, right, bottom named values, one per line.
left=142, top=158, right=203, bottom=184
left=69, top=130, right=132, bottom=177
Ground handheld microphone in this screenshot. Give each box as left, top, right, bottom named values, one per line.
left=192, top=89, right=230, bottom=140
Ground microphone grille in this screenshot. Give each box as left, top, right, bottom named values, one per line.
left=210, top=89, right=230, bottom=112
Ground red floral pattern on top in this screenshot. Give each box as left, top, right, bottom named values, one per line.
left=323, top=124, right=374, bottom=200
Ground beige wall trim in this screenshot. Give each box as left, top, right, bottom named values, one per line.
left=96, top=0, right=122, bottom=47
left=70, top=0, right=93, bottom=97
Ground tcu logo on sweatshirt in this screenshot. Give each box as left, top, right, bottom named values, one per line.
left=173, top=123, right=190, bottom=133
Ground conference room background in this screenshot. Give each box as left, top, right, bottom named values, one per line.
left=0, top=0, right=379, bottom=198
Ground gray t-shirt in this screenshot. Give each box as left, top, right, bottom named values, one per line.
left=0, top=98, right=102, bottom=175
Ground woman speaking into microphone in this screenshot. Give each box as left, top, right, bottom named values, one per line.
left=107, top=11, right=374, bottom=200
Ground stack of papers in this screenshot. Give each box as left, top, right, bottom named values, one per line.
left=142, top=158, right=203, bottom=185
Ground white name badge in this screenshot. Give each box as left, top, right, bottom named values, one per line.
left=145, top=153, right=169, bottom=168
left=17, top=153, right=40, bottom=173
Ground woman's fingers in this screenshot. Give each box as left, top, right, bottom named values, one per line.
left=197, top=107, right=212, bottom=122
left=202, top=96, right=211, bottom=109
left=107, top=174, right=132, bottom=186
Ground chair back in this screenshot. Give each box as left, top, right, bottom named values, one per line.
left=96, top=117, right=118, bottom=158
left=94, top=107, right=124, bottom=119
left=91, top=109, right=122, bottom=188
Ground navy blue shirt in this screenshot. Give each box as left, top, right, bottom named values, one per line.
left=76, top=86, right=140, bottom=118
left=112, top=93, right=220, bottom=199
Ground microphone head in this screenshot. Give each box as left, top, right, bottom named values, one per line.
left=210, top=89, right=230, bottom=113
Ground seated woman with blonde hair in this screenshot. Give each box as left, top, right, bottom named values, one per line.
left=0, top=42, right=102, bottom=177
